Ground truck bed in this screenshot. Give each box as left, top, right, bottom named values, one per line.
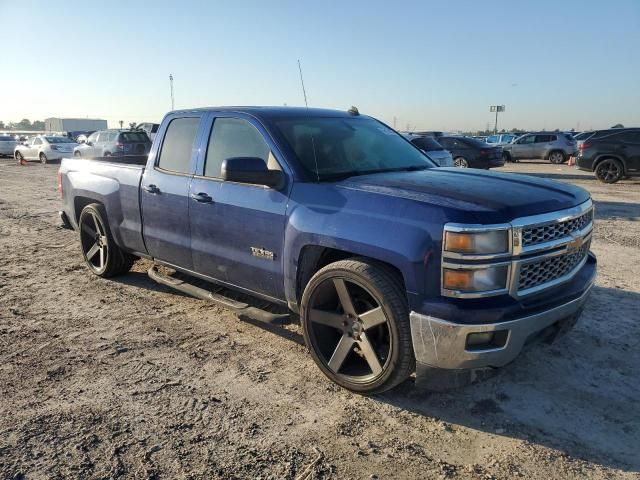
left=59, top=156, right=148, bottom=256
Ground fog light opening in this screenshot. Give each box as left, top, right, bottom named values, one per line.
left=466, top=330, right=508, bottom=351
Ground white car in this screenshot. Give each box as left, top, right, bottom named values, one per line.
left=0, top=134, right=18, bottom=157
left=14, top=135, right=78, bottom=164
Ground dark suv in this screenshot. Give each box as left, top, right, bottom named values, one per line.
left=437, top=136, right=504, bottom=168
left=575, top=128, right=640, bottom=183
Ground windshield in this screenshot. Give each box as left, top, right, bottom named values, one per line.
left=411, top=136, right=444, bottom=151
left=274, top=116, right=434, bottom=180
left=46, top=136, right=75, bottom=143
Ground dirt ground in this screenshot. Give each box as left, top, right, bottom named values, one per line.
left=0, top=157, right=639, bottom=480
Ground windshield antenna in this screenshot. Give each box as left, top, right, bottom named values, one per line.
left=298, top=59, right=320, bottom=181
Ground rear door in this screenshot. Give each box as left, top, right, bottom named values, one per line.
left=141, top=114, right=206, bottom=270
left=29, top=137, right=42, bottom=159
left=532, top=134, right=553, bottom=157
left=189, top=113, right=289, bottom=300
left=620, top=131, right=640, bottom=173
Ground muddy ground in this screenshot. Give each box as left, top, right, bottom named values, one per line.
left=0, top=157, right=638, bottom=479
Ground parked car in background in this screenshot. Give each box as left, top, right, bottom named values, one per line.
left=486, top=133, right=522, bottom=145
left=14, top=135, right=78, bottom=164
left=414, top=131, right=444, bottom=138
left=402, top=134, right=454, bottom=167
left=437, top=136, right=504, bottom=168
left=65, top=130, right=96, bottom=142
left=501, top=132, right=576, bottom=164
left=137, top=123, right=160, bottom=141
left=0, top=134, right=18, bottom=157
left=73, top=129, right=151, bottom=158
left=575, top=128, right=640, bottom=183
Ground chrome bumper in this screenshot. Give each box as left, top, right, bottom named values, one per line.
left=409, top=269, right=595, bottom=370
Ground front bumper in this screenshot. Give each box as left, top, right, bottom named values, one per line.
left=409, top=262, right=596, bottom=370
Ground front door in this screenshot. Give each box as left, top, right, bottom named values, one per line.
left=27, top=137, right=41, bottom=159
left=511, top=134, right=535, bottom=159
left=141, top=114, right=205, bottom=270
left=189, top=114, right=289, bottom=300
left=621, top=131, right=640, bottom=173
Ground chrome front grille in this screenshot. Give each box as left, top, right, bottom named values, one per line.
left=522, top=209, right=593, bottom=247
left=518, top=240, right=590, bottom=292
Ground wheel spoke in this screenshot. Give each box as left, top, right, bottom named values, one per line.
left=99, top=246, right=105, bottom=269
left=359, top=306, right=386, bottom=330
left=333, top=279, right=356, bottom=316
left=83, top=223, right=96, bottom=238
left=328, top=335, right=355, bottom=373
left=357, top=333, right=383, bottom=375
left=86, top=243, right=100, bottom=260
left=309, top=308, right=345, bottom=329
left=91, top=213, right=102, bottom=236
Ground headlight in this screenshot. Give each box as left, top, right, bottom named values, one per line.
left=444, top=230, right=509, bottom=255
left=443, top=266, right=508, bottom=293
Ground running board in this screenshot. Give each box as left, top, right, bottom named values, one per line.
left=147, top=265, right=289, bottom=324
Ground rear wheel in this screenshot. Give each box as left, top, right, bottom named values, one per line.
left=74, top=151, right=81, bottom=157
left=301, top=258, right=414, bottom=394
left=594, top=158, right=624, bottom=184
left=39, top=152, right=47, bottom=164
left=79, top=203, right=135, bottom=277
left=454, top=157, right=469, bottom=168
left=548, top=150, right=566, bottom=164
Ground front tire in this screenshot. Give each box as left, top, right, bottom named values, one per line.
left=300, top=258, right=414, bottom=394
left=502, top=152, right=511, bottom=163
left=39, top=152, right=47, bottom=164
left=454, top=157, right=469, bottom=168
left=594, top=158, right=624, bottom=184
left=74, top=151, right=82, bottom=157
left=79, top=203, right=135, bottom=277
left=548, top=150, right=566, bottom=164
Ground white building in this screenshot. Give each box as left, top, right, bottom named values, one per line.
left=45, top=117, right=108, bottom=133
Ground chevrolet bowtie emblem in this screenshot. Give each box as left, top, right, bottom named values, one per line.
left=567, top=235, right=583, bottom=253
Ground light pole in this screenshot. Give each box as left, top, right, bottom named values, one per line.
left=169, top=74, right=174, bottom=110
left=489, top=105, right=505, bottom=133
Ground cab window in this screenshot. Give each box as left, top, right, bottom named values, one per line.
left=156, top=117, right=200, bottom=174
left=204, top=117, right=272, bottom=178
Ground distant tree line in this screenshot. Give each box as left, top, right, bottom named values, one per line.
left=0, top=119, right=45, bottom=130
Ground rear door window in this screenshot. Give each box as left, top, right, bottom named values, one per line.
left=156, top=117, right=200, bottom=174
left=534, top=134, right=552, bottom=143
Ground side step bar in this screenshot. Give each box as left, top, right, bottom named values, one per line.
left=147, top=265, right=289, bottom=324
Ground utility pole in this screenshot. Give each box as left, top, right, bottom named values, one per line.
left=169, top=74, right=175, bottom=110
left=489, top=105, right=505, bottom=133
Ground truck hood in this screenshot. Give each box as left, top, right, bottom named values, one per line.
left=337, top=168, right=590, bottom=222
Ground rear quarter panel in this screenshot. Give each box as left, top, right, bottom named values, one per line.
left=60, top=158, right=147, bottom=255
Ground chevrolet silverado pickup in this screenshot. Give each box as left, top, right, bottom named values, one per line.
left=59, top=107, right=597, bottom=393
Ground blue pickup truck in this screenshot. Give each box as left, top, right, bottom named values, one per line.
left=59, top=107, right=597, bottom=393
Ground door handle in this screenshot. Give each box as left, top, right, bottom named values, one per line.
left=190, top=192, right=213, bottom=203
left=143, top=184, right=160, bottom=194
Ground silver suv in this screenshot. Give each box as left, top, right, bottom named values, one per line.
left=502, top=133, right=577, bottom=164
left=74, top=129, right=151, bottom=158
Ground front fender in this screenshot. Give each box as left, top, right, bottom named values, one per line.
left=283, top=183, right=443, bottom=308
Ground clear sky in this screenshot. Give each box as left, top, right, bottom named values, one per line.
left=1, top=0, right=638, bottom=131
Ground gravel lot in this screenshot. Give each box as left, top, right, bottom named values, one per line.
left=0, top=157, right=639, bottom=479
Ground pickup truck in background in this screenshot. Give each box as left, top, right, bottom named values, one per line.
left=58, top=107, right=597, bottom=393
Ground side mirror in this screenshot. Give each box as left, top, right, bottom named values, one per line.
left=222, top=157, right=284, bottom=188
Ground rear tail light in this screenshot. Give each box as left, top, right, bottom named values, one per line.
left=116, top=143, right=124, bottom=150
left=580, top=142, right=591, bottom=150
